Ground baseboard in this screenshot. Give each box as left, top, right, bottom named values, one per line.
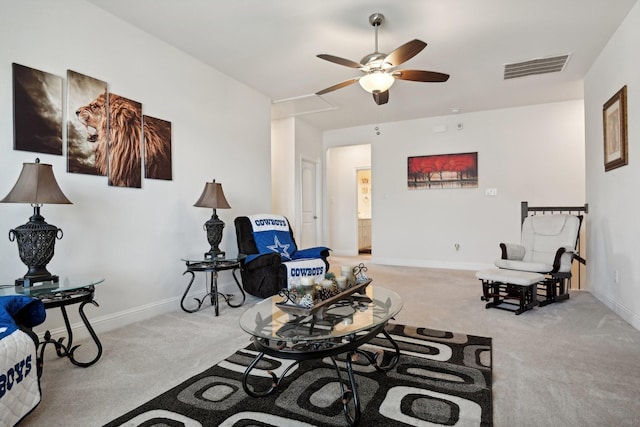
left=330, top=249, right=360, bottom=257
left=37, top=288, right=208, bottom=342
left=590, top=289, right=640, bottom=331
left=370, top=256, right=493, bottom=272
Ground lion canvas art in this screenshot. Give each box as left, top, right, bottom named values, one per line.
left=143, top=115, right=172, bottom=180
left=75, top=91, right=172, bottom=187
left=67, top=70, right=107, bottom=175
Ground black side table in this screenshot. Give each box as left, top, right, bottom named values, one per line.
left=1, top=276, right=105, bottom=368
left=180, top=256, right=246, bottom=316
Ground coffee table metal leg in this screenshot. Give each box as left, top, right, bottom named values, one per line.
left=341, top=352, right=362, bottom=426
left=356, top=329, right=400, bottom=372
left=243, top=326, right=397, bottom=426
left=242, top=352, right=300, bottom=397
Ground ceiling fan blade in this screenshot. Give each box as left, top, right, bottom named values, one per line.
left=384, top=39, right=427, bottom=67
left=373, top=90, right=389, bottom=105
left=317, top=54, right=363, bottom=69
left=393, top=69, right=450, bottom=82
left=316, top=78, right=360, bottom=95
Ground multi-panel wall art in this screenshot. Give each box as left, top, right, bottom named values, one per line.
left=12, top=63, right=173, bottom=188
left=408, top=152, right=478, bottom=189
left=12, top=63, right=63, bottom=155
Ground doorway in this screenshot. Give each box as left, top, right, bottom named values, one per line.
left=357, top=169, right=371, bottom=254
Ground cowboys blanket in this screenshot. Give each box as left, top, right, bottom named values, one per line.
left=0, top=295, right=46, bottom=426
left=246, top=214, right=328, bottom=287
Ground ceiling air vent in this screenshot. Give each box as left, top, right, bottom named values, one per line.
left=504, top=54, right=571, bottom=79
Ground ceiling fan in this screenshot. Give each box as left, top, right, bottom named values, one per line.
left=315, top=13, right=449, bottom=105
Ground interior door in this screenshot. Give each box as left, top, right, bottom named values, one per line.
left=300, top=158, right=319, bottom=248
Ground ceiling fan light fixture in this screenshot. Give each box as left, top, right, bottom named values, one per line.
left=315, top=13, right=448, bottom=104
left=359, top=72, right=395, bottom=93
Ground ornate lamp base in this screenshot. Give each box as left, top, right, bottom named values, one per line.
left=203, top=211, right=225, bottom=259
left=9, top=209, right=63, bottom=287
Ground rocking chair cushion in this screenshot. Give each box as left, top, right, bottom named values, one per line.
left=496, top=214, right=580, bottom=274
left=500, top=243, right=526, bottom=261
left=495, top=258, right=553, bottom=273
left=476, top=268, right=544, bottom=286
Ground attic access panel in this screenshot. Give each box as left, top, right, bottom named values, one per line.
left=504, top=54, right=571, bottom=79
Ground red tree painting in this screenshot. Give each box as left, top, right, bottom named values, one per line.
left=408, top=152, right=478, bottom=189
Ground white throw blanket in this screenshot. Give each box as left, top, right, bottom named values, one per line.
left=282, top=258, right=326, bottom=289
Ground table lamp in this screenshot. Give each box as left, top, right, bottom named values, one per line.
left=193, top=179, right=230, bottom=259
left=1, top=158, right=72, bottom=286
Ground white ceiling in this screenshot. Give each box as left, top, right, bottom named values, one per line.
left=86, top=0, right=636, bottom=130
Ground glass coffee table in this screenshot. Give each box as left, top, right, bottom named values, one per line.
left=1, top=275, right=105, bottom=367
left=239, top=285, right=403, bottom=426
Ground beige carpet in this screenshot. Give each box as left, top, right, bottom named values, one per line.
left=25, top=256, right=640, bottom=426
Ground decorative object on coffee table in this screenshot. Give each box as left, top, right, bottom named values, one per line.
left=354, top=263, right=370, bottom=283
left=276, top=279, right=372, bottom=319
left=1, top=158, right=72, bottom=286
left=193, top=179, right=230, bottom=259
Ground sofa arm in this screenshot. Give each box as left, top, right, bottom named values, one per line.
left=500, top=243, right=525, bottom=260
left=241, top=252, right=282, bottom=271
left=293, top=247, right=330, bottom=261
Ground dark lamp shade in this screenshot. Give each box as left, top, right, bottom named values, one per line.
left=193, top=182, right=230, bottom=209
left=1, top=160, right=72, bottom=205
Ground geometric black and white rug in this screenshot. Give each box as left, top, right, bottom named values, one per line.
left=105, top=323, right=492, bottom=426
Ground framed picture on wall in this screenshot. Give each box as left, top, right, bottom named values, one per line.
left=603, top=85, right=628, bottom=172
left=408, top=152, right=478, bottom=189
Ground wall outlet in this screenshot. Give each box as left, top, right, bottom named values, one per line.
left=454, top=243, right=460, bottom=252
left=485, top=188, right=498, bottom=196
left=614, top=270, right=619, bottom=284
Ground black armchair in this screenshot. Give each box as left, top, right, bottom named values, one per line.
left=235, top=215, right=330, bottom=298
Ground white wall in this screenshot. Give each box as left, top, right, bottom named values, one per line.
left=271, top=117, right=324, bottom=244
left=584, top=2, right=640, bottom=329
left=271, top=118, right=295, bottom=219
left=324, top=100, right=586, bottom=269
left=0, top=0, right=272, bottom=335
left=294, top=118, right=324, bottom=244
